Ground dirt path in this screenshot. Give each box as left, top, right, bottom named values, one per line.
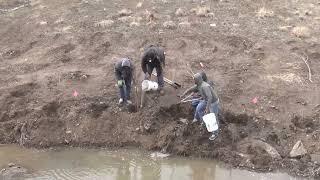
left=0, top=0, right=320, bottom=178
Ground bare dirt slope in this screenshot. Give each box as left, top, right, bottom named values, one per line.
left=0, top=0, right=320, bottom=178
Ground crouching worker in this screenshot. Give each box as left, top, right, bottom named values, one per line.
left=180, top=72, right=214, bottom=110
left=141, top=45, right=165, bottom=94
left=180, top=73, right=219, bottom=141
left=115, top=58, right=134, bottom=105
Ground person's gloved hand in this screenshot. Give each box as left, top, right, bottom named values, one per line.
left=145, top=73, right=150, bottom=80
left=117, top=80, right=124, bottom=87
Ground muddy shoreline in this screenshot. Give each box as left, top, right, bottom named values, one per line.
left=2, top=98, right=320, bottom=178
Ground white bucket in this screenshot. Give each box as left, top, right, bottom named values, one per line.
left=203, top=113, right=218, bottom=132
left=142, top=80, right=158, bottom=91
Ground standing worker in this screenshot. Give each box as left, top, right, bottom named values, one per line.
left=115, top=58, right=134, bottom=105
left=141, top=45, right=165, bottom=94
left=180, top=73, right=219, bottom=141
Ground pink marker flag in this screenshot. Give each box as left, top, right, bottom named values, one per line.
left=251, top=97, right=258, bottom=104
left=73, top=90, right=78, bottom=97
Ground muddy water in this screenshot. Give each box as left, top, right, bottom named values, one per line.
left=0, top=145, right=304, bottom=180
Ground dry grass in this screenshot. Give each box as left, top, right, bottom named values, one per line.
left=266, top=73, right=304, bottom=84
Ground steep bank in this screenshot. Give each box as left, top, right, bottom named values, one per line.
left=1, top=88, right=319, bottom=177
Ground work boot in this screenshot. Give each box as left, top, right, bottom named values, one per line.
left=118, top=98, right=124, bottom=104
left=126, top=100, right=132, bottom=105
left=157, top=86, right=165, bottom=95
left=158, top=88, right=165, bottom=95
left=191, top=119, right=198, bottom=124
left=209, top=133, right=217, bottom=141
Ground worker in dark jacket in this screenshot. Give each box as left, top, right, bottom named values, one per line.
left=180, top=73, right=219, bottom=141
left=141, top=45, right=165, bottom=92
left=115, top=58, right=134, bottom=105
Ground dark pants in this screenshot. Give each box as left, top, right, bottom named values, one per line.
left=145, top=65, right=164, bottom=88
left=119, top=77, right=132, bottom=102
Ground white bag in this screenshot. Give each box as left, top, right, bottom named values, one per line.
left=203, top=113, right=218, bottom=132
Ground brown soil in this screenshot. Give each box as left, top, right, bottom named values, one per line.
left=1, top=0, right=320, bottom=178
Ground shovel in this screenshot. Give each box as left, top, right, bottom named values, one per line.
left=179, top=93, right=201, bottom=103
left=151, top=72, right=181, bottom=89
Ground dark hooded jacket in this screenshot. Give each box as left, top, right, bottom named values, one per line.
left=180, top=72, right=215, bottom=97
left=193, top=73, right=218, bottom=105
left=141, top=45, right=165, bottom=73
left=114, top=58, right=133, bottom=80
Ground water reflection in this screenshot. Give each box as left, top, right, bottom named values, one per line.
left=0, top=145, right=307, bottom=180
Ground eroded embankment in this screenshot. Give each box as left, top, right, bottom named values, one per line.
left=140, top=103, right=320, bottom=178
left=0, top=85, right=319, bottom=178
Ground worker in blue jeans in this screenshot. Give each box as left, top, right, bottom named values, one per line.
left=180, top=73, right=219, bottom=141
left=194, top=99, right=219, bottom=126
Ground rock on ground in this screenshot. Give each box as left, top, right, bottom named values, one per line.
left=179, top=118, right=188, bottom=124
left=39, top=21, right=47, bottom=25
left=210, top=23, right=217, bottom=27
left=150, top=152, right=170, bottom=159
left=178, top=21, right=191, bottom=28
left=8, top=163, right=15, bottom=167
left=252, top=140, right=281, bottom=159
left=191, top=6, right=210, bottom=17
left=291, top=26, right=311, bottom=38
left=136, top=2, right=142, bottom=8
left=207, top=12, right=214, bottom=17
left=238, top=139, right=282, bottom=160
left=130, top=21, right=140, bottom=27
left=175, top=8, right=187, bottom=17
left=278, top=26, right=292, bottom=31
left=290, top=140, right=307, bottom=158
left=118, top=9, right=132, bottom=16
left=256, top=7, right=274, bottom=18
left=94, top=20, right=114, bottom=28
left=0, top=165, right=28, bottom=179
left=311, top=154, right=320, bottom=163
left=163, top=21, right=176, bottom=29
left=145, top=10, right=156, bottom=22
left=118, top=16, right=135, bottom=23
